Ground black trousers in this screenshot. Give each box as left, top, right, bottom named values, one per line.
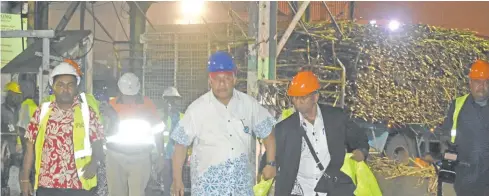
left=36, top=187, right=92, bottom=196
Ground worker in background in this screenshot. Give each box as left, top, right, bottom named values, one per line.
left=170, top=51, right=277, bottom=196
left=1, top=81, right=23, bottom=196
left=161, top=87, right=184, bottom=196
left=16, top=80, right=38, bottom=153
left=20, top=62, right=104, bottom=196
left=14, top=80, right=38, bottom=195
left=105, top=72, right=165, bottom=196
left=437, top=59, right=489, bottom=196
left=262, top=71, right=369, bottom=196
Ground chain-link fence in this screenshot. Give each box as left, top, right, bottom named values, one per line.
left=142, top=31, right=210, bottom=112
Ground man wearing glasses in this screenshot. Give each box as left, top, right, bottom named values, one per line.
left=438, top=60, right=489, bottom=196
left=170, top=51, right=277, bottom=196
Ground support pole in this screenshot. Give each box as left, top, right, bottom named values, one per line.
left=128, top=2, right=152, bottom=78
left=80, top=2, right=86, bottom=91
left=247, top=2, right=258, bottom=97
left=40, top=38, right=50, bottom=103
left=276, top=1, right=310, bottom=58
left=268, top=1, right=277, bottom=80
left=247, top=1, right=259, bottom=184
left=85, top=7, right=115, bottom=42
left=257, top=1, right=270, bottom=80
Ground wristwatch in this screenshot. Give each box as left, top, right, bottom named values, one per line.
left=266, top=161, right=277, bottom=167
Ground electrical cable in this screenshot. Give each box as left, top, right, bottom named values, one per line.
left=111, top=1, right=129, bottom=41
left=50, top=2, right=96, bottom=61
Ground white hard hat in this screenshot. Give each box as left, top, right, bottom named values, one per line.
left=49, top=62, right=80, bottom=86
left=162, top=87, right=181, bottom=97
left=118, top=72, right=140, bottom=96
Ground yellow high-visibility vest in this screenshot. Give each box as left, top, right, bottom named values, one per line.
left=451, top=94, right=470, bottom=143
left=44, top=93, right=103, bottom=123
left=17, top=99, right=37, bottom=145
left=281, top=108, right=295, bottom=121
left=163, top=112, right=184, bottom=146
left=34, top=94, right=97, bottom=190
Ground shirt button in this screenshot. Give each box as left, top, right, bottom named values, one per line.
left=228, top=120, right=231, bottom=122
left=232, top=148, right=234, bottom=150
left=230, top=134, right=232, bottom=137
left=316, top=178, right=318, bottom=180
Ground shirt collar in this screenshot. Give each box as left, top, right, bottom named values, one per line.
left=299, top=104, right=323, bottom=127
left=51, top=95, right=81, bottom=110
left=208, top=88, right=240, bottom=105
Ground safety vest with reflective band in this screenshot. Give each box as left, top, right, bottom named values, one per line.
left=451, top=94, right=470, bottom=143
left=34, top=93, right=96, bottom=190
left=17, top=99, right=37, bottom=145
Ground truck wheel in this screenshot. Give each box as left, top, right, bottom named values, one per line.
left=385, top=134, right=417, bottom=164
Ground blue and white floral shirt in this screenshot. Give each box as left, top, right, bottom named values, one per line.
left=171, top=89, right=276, bottom=196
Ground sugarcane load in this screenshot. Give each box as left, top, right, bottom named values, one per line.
left=266, top=21, right=489, bottom=126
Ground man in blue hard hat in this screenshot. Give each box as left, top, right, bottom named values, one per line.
left=170, top=51, right=277, bottom=196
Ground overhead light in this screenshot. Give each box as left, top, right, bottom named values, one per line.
left=180, top=0, right=205, bottom=16
left=388, top=20, right=401, bottom=31
left=369, top=20, right=377, bottom=25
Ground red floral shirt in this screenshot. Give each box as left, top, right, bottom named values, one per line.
left=25, top=98, right=104, bottom=189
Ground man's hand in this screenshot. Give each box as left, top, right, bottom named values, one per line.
left=171, top=179, right=185, bottom=196
left=351, top=149, right=365, bottom=162
left=262, top=165, right=276, bottom=180
left=81, top=161, right=98, bottom=179
left=20, top=181, right=33, bottom=196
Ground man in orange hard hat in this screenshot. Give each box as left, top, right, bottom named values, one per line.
left=438, top=59, right=489, bottom=196
left=261, top=71, right=368, bottom=196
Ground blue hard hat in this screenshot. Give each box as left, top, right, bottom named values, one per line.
left=207, top=51, right=236, bottom=73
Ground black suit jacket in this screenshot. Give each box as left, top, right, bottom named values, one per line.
left=261, top=104, right=369, bottom=196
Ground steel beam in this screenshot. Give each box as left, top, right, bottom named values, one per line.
left=55, top=2, right=80, bottom=32
left=322, top=1, right=343, bottom=38
left=131, top=1, right=156, bottom=31
left=276, top=1, right=310, bottom=58
left=128, top=2, right=152, bottom=77
left=0, top=30, right=55, bottom=38
left=85, top=6, right=115, bottom=42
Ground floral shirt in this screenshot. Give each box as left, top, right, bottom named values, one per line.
left=25, top=98, right=104, bottom=189
left=171, top=90, right=276, bottom=196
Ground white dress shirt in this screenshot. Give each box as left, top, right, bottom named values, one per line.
left=292, top=105, right=330, bottom=196
left=171, top=89, right=276, bottom=196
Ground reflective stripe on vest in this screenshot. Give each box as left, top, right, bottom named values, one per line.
left=17, top=99, right=38, bottom=145
left=451, top=94, right=470, bottom=143
left=34, top=93, right=96, bottom=190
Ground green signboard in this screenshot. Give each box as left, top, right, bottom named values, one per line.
left=1, top=13, right=27, bottom=68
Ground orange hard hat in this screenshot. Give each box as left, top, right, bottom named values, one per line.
left=287, top=71, right=321, bottom=96
left=469, top=60, right=489, bottom=80
left=64, top=59, right=83, bottom=76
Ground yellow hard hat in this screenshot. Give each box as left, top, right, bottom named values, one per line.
left=4, top=82, right=22, bottom=94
